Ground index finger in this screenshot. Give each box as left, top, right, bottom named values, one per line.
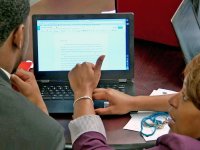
left=94, top=55, right=105, bottom=71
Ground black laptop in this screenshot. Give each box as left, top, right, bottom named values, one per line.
left=32, top=13, right=134, bottom=114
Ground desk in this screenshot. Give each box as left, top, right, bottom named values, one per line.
left=28, top=1, right=185, bottom=149
left=55, top=114, right=155, bottom=149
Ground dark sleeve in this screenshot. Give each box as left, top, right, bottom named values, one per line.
left=73, top=131, right=113, bottom=150
left=0, top=85, right=66, bottom=150
left=147, top=133, right=200, bottom=150
left=52, top=127, right=66, bottom=150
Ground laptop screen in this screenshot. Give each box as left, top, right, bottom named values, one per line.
left=32, top=13, right=134, bottom=80
left=36, top=18, right=129, bottom=71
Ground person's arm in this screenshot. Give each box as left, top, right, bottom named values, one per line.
left=131, top=94, right=175, bottom=111
left=68, top=115, right=112, bottom=150
left=93, top=88, right=176, bottom=115
left=148, top=133, right=200, bottom=150
left=68, top=55, right=113, bottom=149
left=10, top=69, right=48, bottom=114
left=68, top=55, right=105, bottom=119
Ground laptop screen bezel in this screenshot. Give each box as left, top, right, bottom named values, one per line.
left=32, top=13, right=134, bottom=81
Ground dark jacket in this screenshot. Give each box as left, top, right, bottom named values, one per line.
left=0, top=69, right=65, bottom=150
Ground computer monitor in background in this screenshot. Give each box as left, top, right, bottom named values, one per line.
left=172, top=0, right=200, bottom=63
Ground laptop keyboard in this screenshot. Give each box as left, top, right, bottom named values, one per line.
left=39, top=82, right=126, bottom=101
left=98, top=84, right=126, bottom=92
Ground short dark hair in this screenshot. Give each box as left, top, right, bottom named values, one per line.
left=0, top=0, right=30, bottom=46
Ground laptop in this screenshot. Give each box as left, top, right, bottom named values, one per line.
left=171, top=0, right=200, bottom=63
left=32, top=13, right=134, bottom=114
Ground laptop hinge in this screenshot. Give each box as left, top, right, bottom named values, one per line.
left=118, top=79, right=127, bottom=83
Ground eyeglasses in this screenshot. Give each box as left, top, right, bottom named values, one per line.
left=140, top=112, right=169, bottom=137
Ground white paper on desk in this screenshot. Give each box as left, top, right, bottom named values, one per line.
left=150, top=88, right=177, bottom=96
left=123, top=111, right=170, bottom=141
left=123, top=111, right=153, bottom=132
left=123, top=88, right=177, bottom=141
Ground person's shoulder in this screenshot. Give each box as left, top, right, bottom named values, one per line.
left=0, top=85, right=65, bottom=149
left=154, top=133, right=200, bottom=150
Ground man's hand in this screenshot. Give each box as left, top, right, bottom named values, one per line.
left=10, top=69, right=48, bottom=114
left=93, top=88, right=133, bottom=115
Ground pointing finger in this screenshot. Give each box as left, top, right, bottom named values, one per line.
left=94, top=55, right=105, bottom=71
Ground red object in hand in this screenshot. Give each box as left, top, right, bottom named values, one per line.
left=18, top=60, right=33, bottom=71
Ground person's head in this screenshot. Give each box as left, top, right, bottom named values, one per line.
left=168, top=53, right=200, bottom=138
left=0, top=0, right=30, bottom=74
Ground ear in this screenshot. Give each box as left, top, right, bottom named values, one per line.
left=13, top=24, right=25, bottom=50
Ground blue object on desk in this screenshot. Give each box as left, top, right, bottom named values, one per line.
left=140, top=112, right=169, bottom=137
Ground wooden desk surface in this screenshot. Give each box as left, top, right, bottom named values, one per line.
left=28, top=0, right=185, bottom=149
